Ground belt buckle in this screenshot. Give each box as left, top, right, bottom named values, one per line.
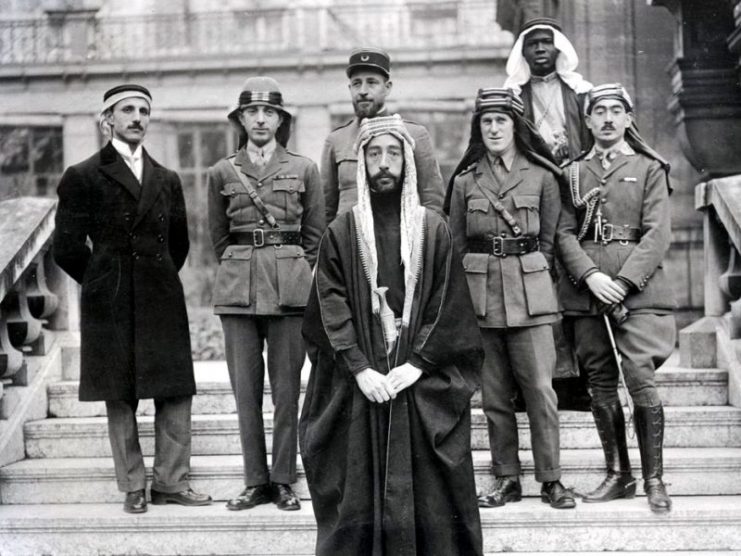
left=252, top=229, right=265, bottom=247
left=492, top=236, right=503, bottom=256
left=601, top=223, right=614, bottom=243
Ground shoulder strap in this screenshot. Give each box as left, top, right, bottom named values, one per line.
left=228, top=158, right=279, bottom=228
left=473, top=178, right=523, bottom=237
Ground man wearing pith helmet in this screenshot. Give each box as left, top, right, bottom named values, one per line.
left=207, top=76, right=325, bottom=512
left=321, top=47, right=445, bottom=224
left=53, top=84, right=212, bottom=514
left=557, top=83, right=675, bottom=514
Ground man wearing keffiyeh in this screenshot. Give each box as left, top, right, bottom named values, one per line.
left=504, top=17, right=593, bottom=164
left=300, top=114, right=484, bottom=556
left=557, top=83, right=675, bottom=514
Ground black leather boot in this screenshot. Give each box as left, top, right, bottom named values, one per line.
left=583, top=400, right=636, bottom=503
left=634, top=404, right=672, bottom=514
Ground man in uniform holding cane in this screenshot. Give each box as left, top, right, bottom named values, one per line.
left=557, top=83, right=675, bottom=514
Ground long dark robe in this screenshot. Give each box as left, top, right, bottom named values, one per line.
left=299, top=203, right=484, bottom=556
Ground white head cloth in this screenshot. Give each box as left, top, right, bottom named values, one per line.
left=504, top=24, right=593, bottom=94
left=100, top=90, right=151, bottom=115
left=353, top=114, right=426, bottom=329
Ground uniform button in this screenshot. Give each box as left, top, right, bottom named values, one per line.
left=602, top=198, right=608, bottom=203
left=228, top=252, right=233, bottom=258
left=158, top=236, right=164, bottom=243
left=131, top=233, right=137, bottom=240
left=500, top=232, right=507, bottom=238
left=498, top=193, right=505, bottom=199
left=486, top=233, right=494, bottom=239
left=601, top=179, right=607, bottom=185
left=257, top=182, right=263, bottom=188
left=258, top=219, right=265, bottom=225
left=156, top=254, right=162, bottom=261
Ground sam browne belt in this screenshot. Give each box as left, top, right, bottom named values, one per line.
left=231, top=230, right=302, bottom=247
left=584, top=223, right=641, bottom=243
left=468, top=235, right=539, bottom=256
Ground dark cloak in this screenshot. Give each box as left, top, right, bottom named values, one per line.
left=299, top=208, right=484, bottom=556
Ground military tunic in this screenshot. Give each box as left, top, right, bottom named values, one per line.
left=448, top=151, right=563, bottom=482
left=321, top=116, right=445, bottom=223
left=208, top=144, right=325, bottom=486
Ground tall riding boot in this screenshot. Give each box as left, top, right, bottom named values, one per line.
left=583, top=399, right=636, bottom=502
left=634, top=404, right=671, bottom=513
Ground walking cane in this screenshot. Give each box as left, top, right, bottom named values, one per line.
left=602, top=314, right=635, bottom=437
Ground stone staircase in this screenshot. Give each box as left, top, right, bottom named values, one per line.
left=1, top=339, right=741, bottom=554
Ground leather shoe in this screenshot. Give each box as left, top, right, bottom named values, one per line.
left=478, top=476, right=522, bottom=508
left=541, top=480, right=576, bottom=509
left=124, top=489, right=147, bottom=514
left=150, top=487, right=212, bottom=506
left=272, top=483, right=301, bottom=511
left=226, top=484, right=274, bottom=511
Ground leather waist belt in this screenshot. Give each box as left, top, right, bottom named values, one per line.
left=468, top=236, right=539, bottom=256
left=231, top=230, right=302, bottom=247
left=584, top=223, right=642, bottom=243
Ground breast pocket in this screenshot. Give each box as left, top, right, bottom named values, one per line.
left=519, top=251, right=558, bottom=317
left=462, top=252, right=489, bottom=318
left=465, top=198, right=491, bottom=239
left=273, top=178, right=305, bottom=222
left=212, top=245, right=253, bottom=307
left=512, top=194, right=540, bottom=235
left=220, top=182, right=250, bottom=218
left=275, top=246, right=313, bottom=307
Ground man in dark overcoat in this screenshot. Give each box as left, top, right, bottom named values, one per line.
left=300, top=115, right=484, bottom=555
left=557, top=83, right=675, bottom=513
left=321, top=47, right=445, bottom=224
left=53, top=84, right=211, bottom=514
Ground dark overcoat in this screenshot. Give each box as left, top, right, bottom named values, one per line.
left=53, top=142, right=195, bottom=401
left=321, top=116, right=445, bottom=223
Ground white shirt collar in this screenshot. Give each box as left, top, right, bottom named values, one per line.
left=111, top=137, right=143, bottom=161
left=246, top=138, right=277, bottom=163
left=585, top=139, right=635, bottom=160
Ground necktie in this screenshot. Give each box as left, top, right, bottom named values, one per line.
left=492, top=157, right=507, bottom=186
left=597, top=150, right=617, bottom=170
left=254, top=149, right=266, bottom=168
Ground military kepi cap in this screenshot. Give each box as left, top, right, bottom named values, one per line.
left=475, top=88, right=525, bottom=116
left=346, top=47, right=390, bottom=78
left=101, top=84, right=152, bottom=114
left=585, top=83, right=634, bottom=114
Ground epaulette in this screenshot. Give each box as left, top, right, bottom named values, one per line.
left=560, top=149, right=588, bottom=169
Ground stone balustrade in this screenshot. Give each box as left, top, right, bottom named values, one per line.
left=0, top=197, right=67, bottom=409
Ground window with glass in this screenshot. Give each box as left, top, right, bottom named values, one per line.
left=0, top=126, right=64, bottom=201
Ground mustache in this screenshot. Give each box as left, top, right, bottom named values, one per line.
left=128, top=124, right=143, bottom=130
left=601, top=123, right=616, bottom=131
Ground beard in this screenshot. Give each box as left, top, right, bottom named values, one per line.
left=368, top=170, right=401, bottom=194
left=353, top=98, right=384, bottom=119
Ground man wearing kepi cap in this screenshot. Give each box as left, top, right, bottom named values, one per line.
left=447, top=88, right=575, bottom=510
left=557, top=83, right=675, bottom=514
left=321, top=47, right=445, bottom=224
left=504, top=18, right=592, bottom=165
left=208, top=76, right=324, bottom=512
left=53, top=84, right=212, bottom=514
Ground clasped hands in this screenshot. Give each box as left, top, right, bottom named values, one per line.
left=355, top=363, right=423, bottom=403
left=585, top=271, right=627, bottom=305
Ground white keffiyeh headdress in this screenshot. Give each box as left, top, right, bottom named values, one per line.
left=504, top=24, right=593, bottom=94
left=353, top=114, right=426, bottom=335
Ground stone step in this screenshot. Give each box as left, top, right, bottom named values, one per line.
left=0, top=496, right=740, bottom=554
left=24, top=405, right=741, bottom=459
left=47, top=362, right=728, bottom=418
left=1, top=448, right=740, bottom=504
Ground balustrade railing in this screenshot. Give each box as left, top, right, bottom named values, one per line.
left=0, top=197, right=61, bottom=408
left=0, top=1, right=509, bottom=66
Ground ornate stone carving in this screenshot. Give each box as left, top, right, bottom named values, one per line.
left=24, top=259, right=59, bottom=320
left=0, top=308, right=25, bottom=380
